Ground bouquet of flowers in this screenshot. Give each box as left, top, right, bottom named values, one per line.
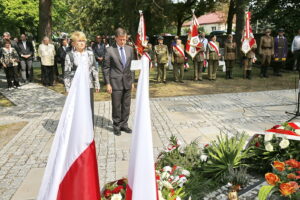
left=258, top=159, right=300, bottom=200
left=156, top=165, right=190, bottom=200
left=102, top=178, right=127, bottom=200
left=245, top=123, right=300, bottom=173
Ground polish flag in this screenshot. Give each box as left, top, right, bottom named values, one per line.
left=126, top=55, right=158, bottom=200
left=185, top=10, right=202, bottom=59
left=136, top=10, right=146, bottom=57
left=241, top=12, right=256, bottom=55
left=37, top=54, right=100, bottom=200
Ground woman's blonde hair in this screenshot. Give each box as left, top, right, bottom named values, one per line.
left=71, top=31, right=87, bottom=42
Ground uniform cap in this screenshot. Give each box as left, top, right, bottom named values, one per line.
left=157, top=36, right=164, bottom=40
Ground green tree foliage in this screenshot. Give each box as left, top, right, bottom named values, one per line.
left=250, top=0, right=300, bottom=40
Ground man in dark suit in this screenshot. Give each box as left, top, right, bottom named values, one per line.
left=92, top=35, right=106, bottom=82
left=57, top=38, right=69, bottom=77
left=17, top=34, right=34, bottom=82
left=104, top=28, right=135, bottom=136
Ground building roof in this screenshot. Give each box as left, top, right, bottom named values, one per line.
left=183, top=12, right=228, bottom=27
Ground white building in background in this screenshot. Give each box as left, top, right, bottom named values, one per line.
left=182, top=12, right=236, bottom=35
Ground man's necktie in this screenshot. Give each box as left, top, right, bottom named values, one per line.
left=120, top=47, right=126, bottom=68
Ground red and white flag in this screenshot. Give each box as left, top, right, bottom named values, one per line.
left=37, top=54, right=100, bottom=200
left=241, top=12, right=256, bottom=55
left=126, top=55, right=158, bottom=200
left=136, top=10, right=146, bottom=56
left=185, top=10, right=202, bottom=59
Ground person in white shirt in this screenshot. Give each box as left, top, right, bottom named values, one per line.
left=292, top=29, right=300, bottom=71
left=38, top=36, right=56, bottom=86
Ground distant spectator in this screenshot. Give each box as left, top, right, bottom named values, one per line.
left=38, top=36, right=56, bottom=86
left=57, top=38, right=69, bottom=76
left=0, top=39, right=20, bottom=90
left=17, top=34, right=34, bottom=83
left=292, top=29, right=300, bottom=71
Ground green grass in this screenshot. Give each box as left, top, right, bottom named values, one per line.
left=33, top=63, right=298, bottom=101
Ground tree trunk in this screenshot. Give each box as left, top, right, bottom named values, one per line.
left=39, top=0, right=52, bottom=42
left=176, top=18, right=183, bottom=36
left=226, top=0, right=235, bottom=34
left=235, top=0, right=247, bottom=59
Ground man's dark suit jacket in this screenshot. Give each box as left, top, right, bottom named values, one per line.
left=103, top=44, right=135, bottom=91
left=57, top=46, right=68, bottom=64
left=92, top=42, right=106, bottom=63
left=17, top=41, right=34, bottom=60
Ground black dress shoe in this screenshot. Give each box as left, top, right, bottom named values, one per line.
left=114, top=128, right=121, bottom=136
left=120, top=127, right=132, bottom=133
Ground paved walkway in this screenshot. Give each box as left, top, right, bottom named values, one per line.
left=0, top=71, right=298, bottom=199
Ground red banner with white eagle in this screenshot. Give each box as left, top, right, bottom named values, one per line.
left=241, top=12, right=256, bottom=55
left=185, top=10, right=202, bottom=59
left=136, top=10, right=146, bottom=56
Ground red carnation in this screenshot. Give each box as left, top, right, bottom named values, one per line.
left=156, top=174, right=160, bottom=180
left=112, top=185, right=123, bottom=194
left=272, top=125, right=281, bottom=129
left=255, top=141, right=261, bottom=147
left=179, top=174, right=186, bottom=178
left=104, top=189, right=112, bottom=198
left=117, top=178, right=126, bottom=185
left=204, top=144, right=209, bottom=148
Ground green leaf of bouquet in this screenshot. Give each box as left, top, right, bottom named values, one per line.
left=258, top=185, right=275, bottom=200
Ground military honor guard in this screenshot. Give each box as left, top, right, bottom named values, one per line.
left=259, top=28, right=274, bottom=78
left=224, top=34, right=237, bottom=79
left=142, top=36, right=154, bottom=67
left=154, top=36, right=169, bottom=83
left=206, top=35, right=220, bottom=81
left=171, top=37, right=185, bottom=83
left=274, top=28, right=288, bottom=76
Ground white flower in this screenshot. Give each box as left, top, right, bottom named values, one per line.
left=295, top=129, right=300, bottom=135
left=200, top=154, right=208, bottom=162
left=176, top=197, right=182, bottom=200
left=265, top=142, right=274, bottom=152
left=181, top=169, right=190, bottom=177
left=279, top=138, right=290, bottom=149
left=264, top=133, right=274, bottom=142
left=277, top=126, right=285, bottom=129
left=172, top=176, right=180, bottom=183
left=163, top=166, right=172, bottom=172
left=178, top=176, right=188, bottom=187
left=111, top=193, right=122, bottom=200
left=162, top=181, right=173, bottom=189
left=177, top=139, right=182, bottom=146
left=161, top=171, right=170, bottom=180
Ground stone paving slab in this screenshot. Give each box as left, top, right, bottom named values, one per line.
left=1, top=70, right=299, bottom=199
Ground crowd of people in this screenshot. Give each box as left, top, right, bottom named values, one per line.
left=1, top=28, right=300, bottom=91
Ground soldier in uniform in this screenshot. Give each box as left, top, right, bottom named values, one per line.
left=259, top=28, right=274, bottom=78
left=143, top=36, right=154, bottom=67
left=224, top=34, right=237, bottom=79
left=274, top=28, right=288, bottom=76
left=171, top=37, right=185, bottom=83
left=206, top=35, right=220, bottom=80
left=193, top=37, right=206, bottom=81
left=154, top=36, right=169, bottom=83
left=242, top=40, right=257, bottom=79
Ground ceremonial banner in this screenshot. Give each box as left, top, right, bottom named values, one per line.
left=37, top=55, right=100, bottom=200
left=185, top=10, right=202, bottom=59
left=136, top=10, right=146, bottom=56
left=241, top=12, right=256, bottom=55
left=126, top=55, right=158, bottom=200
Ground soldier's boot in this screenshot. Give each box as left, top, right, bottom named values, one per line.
left=243, top=70, right=247, bottom=79
left=229, top=70, right=233, bottom=79
left=260, top=66, right=264, bottom=78
left=248, top=70, right=252, bottom=80
left=225, top=71, right=230, bottom=79
left=264, top=66, right=269, bottom=78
